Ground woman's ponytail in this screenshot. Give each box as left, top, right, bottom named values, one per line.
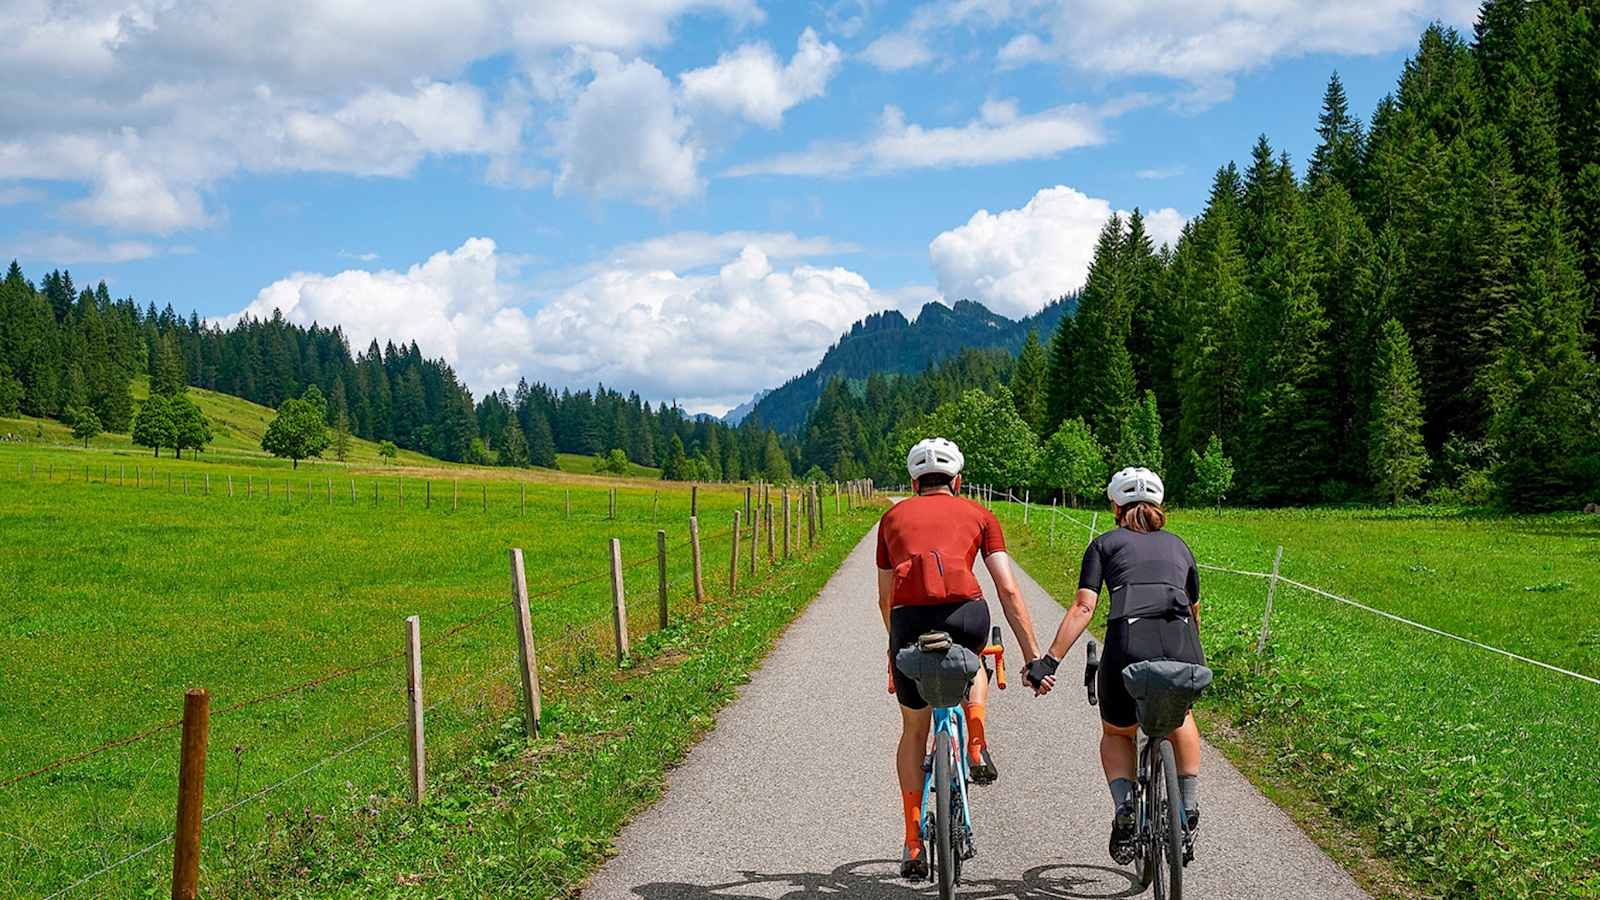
left=1118, top=500, right=1166, bottom=533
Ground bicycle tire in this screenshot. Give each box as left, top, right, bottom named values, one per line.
left=933, top=731, right=956, bottom=899
left=1137, top=740, right=1155, bottom=890
left=1157, top=739, right=1185, bottom=900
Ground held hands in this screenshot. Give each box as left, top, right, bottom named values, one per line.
left=1022, top=654, right=1060, bottom=696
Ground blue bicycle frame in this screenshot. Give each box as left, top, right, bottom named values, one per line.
left=921, top=704, right=974, bottom=848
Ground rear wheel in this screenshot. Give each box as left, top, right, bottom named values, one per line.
left=933, top=732, right=956, bottom=899
left=1154, top=740, right=1184, bottom=900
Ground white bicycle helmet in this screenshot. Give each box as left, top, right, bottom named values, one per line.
left=907, top=437, right=964, bottom=481
left=1107, top=466, right=1164, bottom=505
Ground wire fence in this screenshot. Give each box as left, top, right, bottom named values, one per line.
left=5, top=491, right=847, bottom=897
left=988, top=489, right=1600, bottom=688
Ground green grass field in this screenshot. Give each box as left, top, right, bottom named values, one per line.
left=0, top=428, right=858, bottom=896
left=995, top=500, right=1600, bottom=899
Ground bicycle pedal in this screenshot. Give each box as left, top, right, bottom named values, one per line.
left=960, top=834, right=977, bottom=861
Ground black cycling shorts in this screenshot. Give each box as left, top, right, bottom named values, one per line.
left=1099, top=613, right=1205, bottom=729
left=888, top=599, right=990, bottom=710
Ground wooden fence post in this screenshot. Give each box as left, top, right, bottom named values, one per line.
left=482, top=483, right=487, bottom=512
left=729, top=511, right=741, bottom=594
left=807, top=486, right=817, bottom=546
left=426, top=480, right=431, bottom=509
left=1254, top=546, right=1286, bottom=674
left=404, top=615, right=426, bottom=803
left=327, top=477, right=332, bottom=505
left=609, top=538, right=629, bottom=664
left=745, top=486, right=752, bottom=522
left=170, top=688, right=210, bottom=900
left=656, top=530, right=669, bottom=629
left=1023, top=489, right=1030, bottom=524
left=750, top=499, right=759, bottom=576
left=609, top=487, right=616, bottom=520
left=689, top=516, right=705, bottom=604
left=453, top=480, right=458, bottom=511
left=1050, top=498, right=1057, bottom=545
left=765, top=496, right=775, bottom=563
left=350, top=479, right=356, bottom=504
left=400, top=479, right=405, bottom=509
left=690, top=484, right=699, bottom=519
left=782, top=491, right=791, bottom=559
left=228, top=475, right=233, bottom=497
left=508, top=549, right=541, bottom=738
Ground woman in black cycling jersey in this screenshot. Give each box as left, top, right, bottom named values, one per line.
left=1025, top=467, right=1204, bottom=863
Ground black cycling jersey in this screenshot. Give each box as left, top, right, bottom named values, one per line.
left=1079, top=527, right=1200, bottom=620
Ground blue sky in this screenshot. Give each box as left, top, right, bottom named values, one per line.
left=2, top=0, right=1478, bottom=413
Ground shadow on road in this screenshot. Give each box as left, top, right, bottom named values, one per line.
left=626, top=858, right=1142, bottom=899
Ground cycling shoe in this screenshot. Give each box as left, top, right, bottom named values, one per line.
left=901, top=843, right=929, bottom=880
left=1109, top=801, right=1137, bottom=865
left=969, top=746, right=999, bottom=785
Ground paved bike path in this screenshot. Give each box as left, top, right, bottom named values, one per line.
left=583, top=523, right=1367, bottom=899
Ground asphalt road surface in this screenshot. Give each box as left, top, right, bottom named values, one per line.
left=583, top=522, right=1369, bottom=900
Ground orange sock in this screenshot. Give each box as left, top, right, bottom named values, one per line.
left=901, top=790, right=923, bottom=849
left=965, top=702, right=988, bottom=762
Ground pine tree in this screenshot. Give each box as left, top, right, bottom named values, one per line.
left=1308, top=71, right=1368, bottom=195
left=527, top=412, right=558, bottom=468
left=152, top=333, right=186, bottom=396
left=1009, top=329, right=1048, bottom=434
left=1068, top=215, right=1136, bottom=446
left=498, top=422, right=530, bottom=467
left=333, top=408, right=353, bottom=462
left=1238, top=158, right=1334, bottom=503
left=661, top=434, right=689, bottom=481
left=1483, top=205, right=1597, bottom=510
left=1175, top=201, right=1246, bottom=485
left=1368, top=320, right=1428, bottom=504
left=1043, top=313, right=1078, bottom=435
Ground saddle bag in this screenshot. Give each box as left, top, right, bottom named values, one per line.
left=1121, top=659, right=1213, bottom=737
left=895, top=631, right=981, bottom=708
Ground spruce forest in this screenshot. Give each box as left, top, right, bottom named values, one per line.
left=791, top=10, right=1600, bottom=512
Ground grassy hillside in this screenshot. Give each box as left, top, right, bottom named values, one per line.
left=997, top=501, right=1599, bottom=898
left=0, top=448, right=862, bottom=894
left=2, top=378, right=672, bottom=480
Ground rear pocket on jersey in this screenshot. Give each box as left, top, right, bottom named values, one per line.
left=892, top=549, right=983, bottom=605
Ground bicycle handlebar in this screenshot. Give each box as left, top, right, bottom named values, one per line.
left=981, top=625, right=1006, bottom=690
left=1084, top=638, right=1100, bottom=706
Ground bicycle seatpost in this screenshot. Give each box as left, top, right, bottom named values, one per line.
left=1084, top=639, right=1100, bottom=706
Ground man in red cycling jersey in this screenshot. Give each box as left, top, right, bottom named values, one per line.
left=877, top=437, right=1048, bottom=878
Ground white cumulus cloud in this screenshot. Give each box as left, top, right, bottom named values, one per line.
left=223, top=233, right=905, bottom=414
left=554, top=54, right=703, bottom=208
left=726, top=98, right=1114, bottom=178
left=859, top=32, right=935, bottom=71
left=929, top=185, right=1184, bottom=317
left=681, top=28, right=843, bottom=128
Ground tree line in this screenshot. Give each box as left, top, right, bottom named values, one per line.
left=0, top=262, right=794, bottom=479
left=795, top=6, right=1599, bottom=512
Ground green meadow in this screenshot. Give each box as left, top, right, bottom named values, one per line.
left=0, top=422, right=861, bottom=895
left=998, top=500, right=1600, bottom=899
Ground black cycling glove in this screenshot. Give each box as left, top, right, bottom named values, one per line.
left=1025, top=654, right=1060, bottom=688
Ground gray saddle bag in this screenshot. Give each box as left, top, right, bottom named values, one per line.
left=1122, top=658, right=1214, bottom=737
left=895, top=631, right=981, bottom=708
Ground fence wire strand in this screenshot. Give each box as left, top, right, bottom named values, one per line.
left=1007, top=493, right=1599, bottom=688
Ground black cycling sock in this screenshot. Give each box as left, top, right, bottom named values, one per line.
left=1179, top=775, right=1198, bottom=815
left=1109, top=778, right=1134, bottom=810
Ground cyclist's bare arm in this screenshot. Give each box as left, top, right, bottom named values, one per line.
left=877, top=568, right=894, bottom=633
left=1045, top=588, right=1100, bottom=660
left=982, top=551, right=1043, bottom=662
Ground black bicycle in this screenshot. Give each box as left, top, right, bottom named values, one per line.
left=1084, top=639, right=1201, bottom=900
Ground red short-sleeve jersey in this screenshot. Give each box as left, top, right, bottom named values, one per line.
left=876, top=493, right=1006, bottom=607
